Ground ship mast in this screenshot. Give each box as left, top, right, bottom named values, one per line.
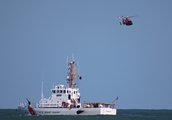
left=67, top=54, right=82, bottom=89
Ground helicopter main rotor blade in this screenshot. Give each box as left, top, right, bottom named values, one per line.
left=127, top=15, right=138, bottom=18
left=116, top=17, right=121, bottom=19
left=116, top=16, right=124, bottom=19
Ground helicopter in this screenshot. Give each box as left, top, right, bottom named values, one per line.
left=117, top=15, right=138, bottom=26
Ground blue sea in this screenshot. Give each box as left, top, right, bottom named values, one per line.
left=0, top=109, right=172, bottom=120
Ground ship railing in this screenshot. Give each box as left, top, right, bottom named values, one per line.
left=83, top=101, right=115, bottom=109
left=18, top=102, right=37, bottom=108
left=18, top=102, right=27, bottom=108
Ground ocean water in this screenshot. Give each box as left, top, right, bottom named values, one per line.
left=0, top=109, right=172, bottom=120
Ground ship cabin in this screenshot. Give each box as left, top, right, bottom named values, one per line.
left=38, top=85, right=81, bottom=108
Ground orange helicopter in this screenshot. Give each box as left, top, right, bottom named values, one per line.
left=117, top=15, right=138, bottom=26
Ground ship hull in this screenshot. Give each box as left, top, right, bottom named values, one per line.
left=76, top=108, right=116, bottom=115
left=18, top=106, right=30, bottom=116
left=18, top=107, right=116, bottom=115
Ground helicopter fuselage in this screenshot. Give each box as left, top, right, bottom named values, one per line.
left=122, top=18, right=133, bottom=26
left=123, top=20, right=133, bottom=26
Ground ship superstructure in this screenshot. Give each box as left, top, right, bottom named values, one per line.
left=38, top=58, right=82, bottom=109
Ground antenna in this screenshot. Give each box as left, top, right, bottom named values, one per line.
left=42, top=68, right=44, bottom=80
left=77, top=61, right=80, bottom=73
left=66, top=56, right=68, bottom=65
left=41, top=69, right=44, bottom=99
left=41, top=81, right=44, bottom=99
left=112, top=96, right=118, bottom=103
left=72, top=53, right=74, bottom=62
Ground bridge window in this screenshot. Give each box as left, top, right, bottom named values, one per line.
left=63, top=90, right=66, bottom=93
left=56, top=94, right=61, bottom=97
left=57, top=90, right=59, bottom=93
left=52, top=90, right=55, bottom=93
left=60, top=90, right=62, bottom=93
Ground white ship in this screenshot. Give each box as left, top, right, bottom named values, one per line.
left=18, top=56, right=117, bottom=115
